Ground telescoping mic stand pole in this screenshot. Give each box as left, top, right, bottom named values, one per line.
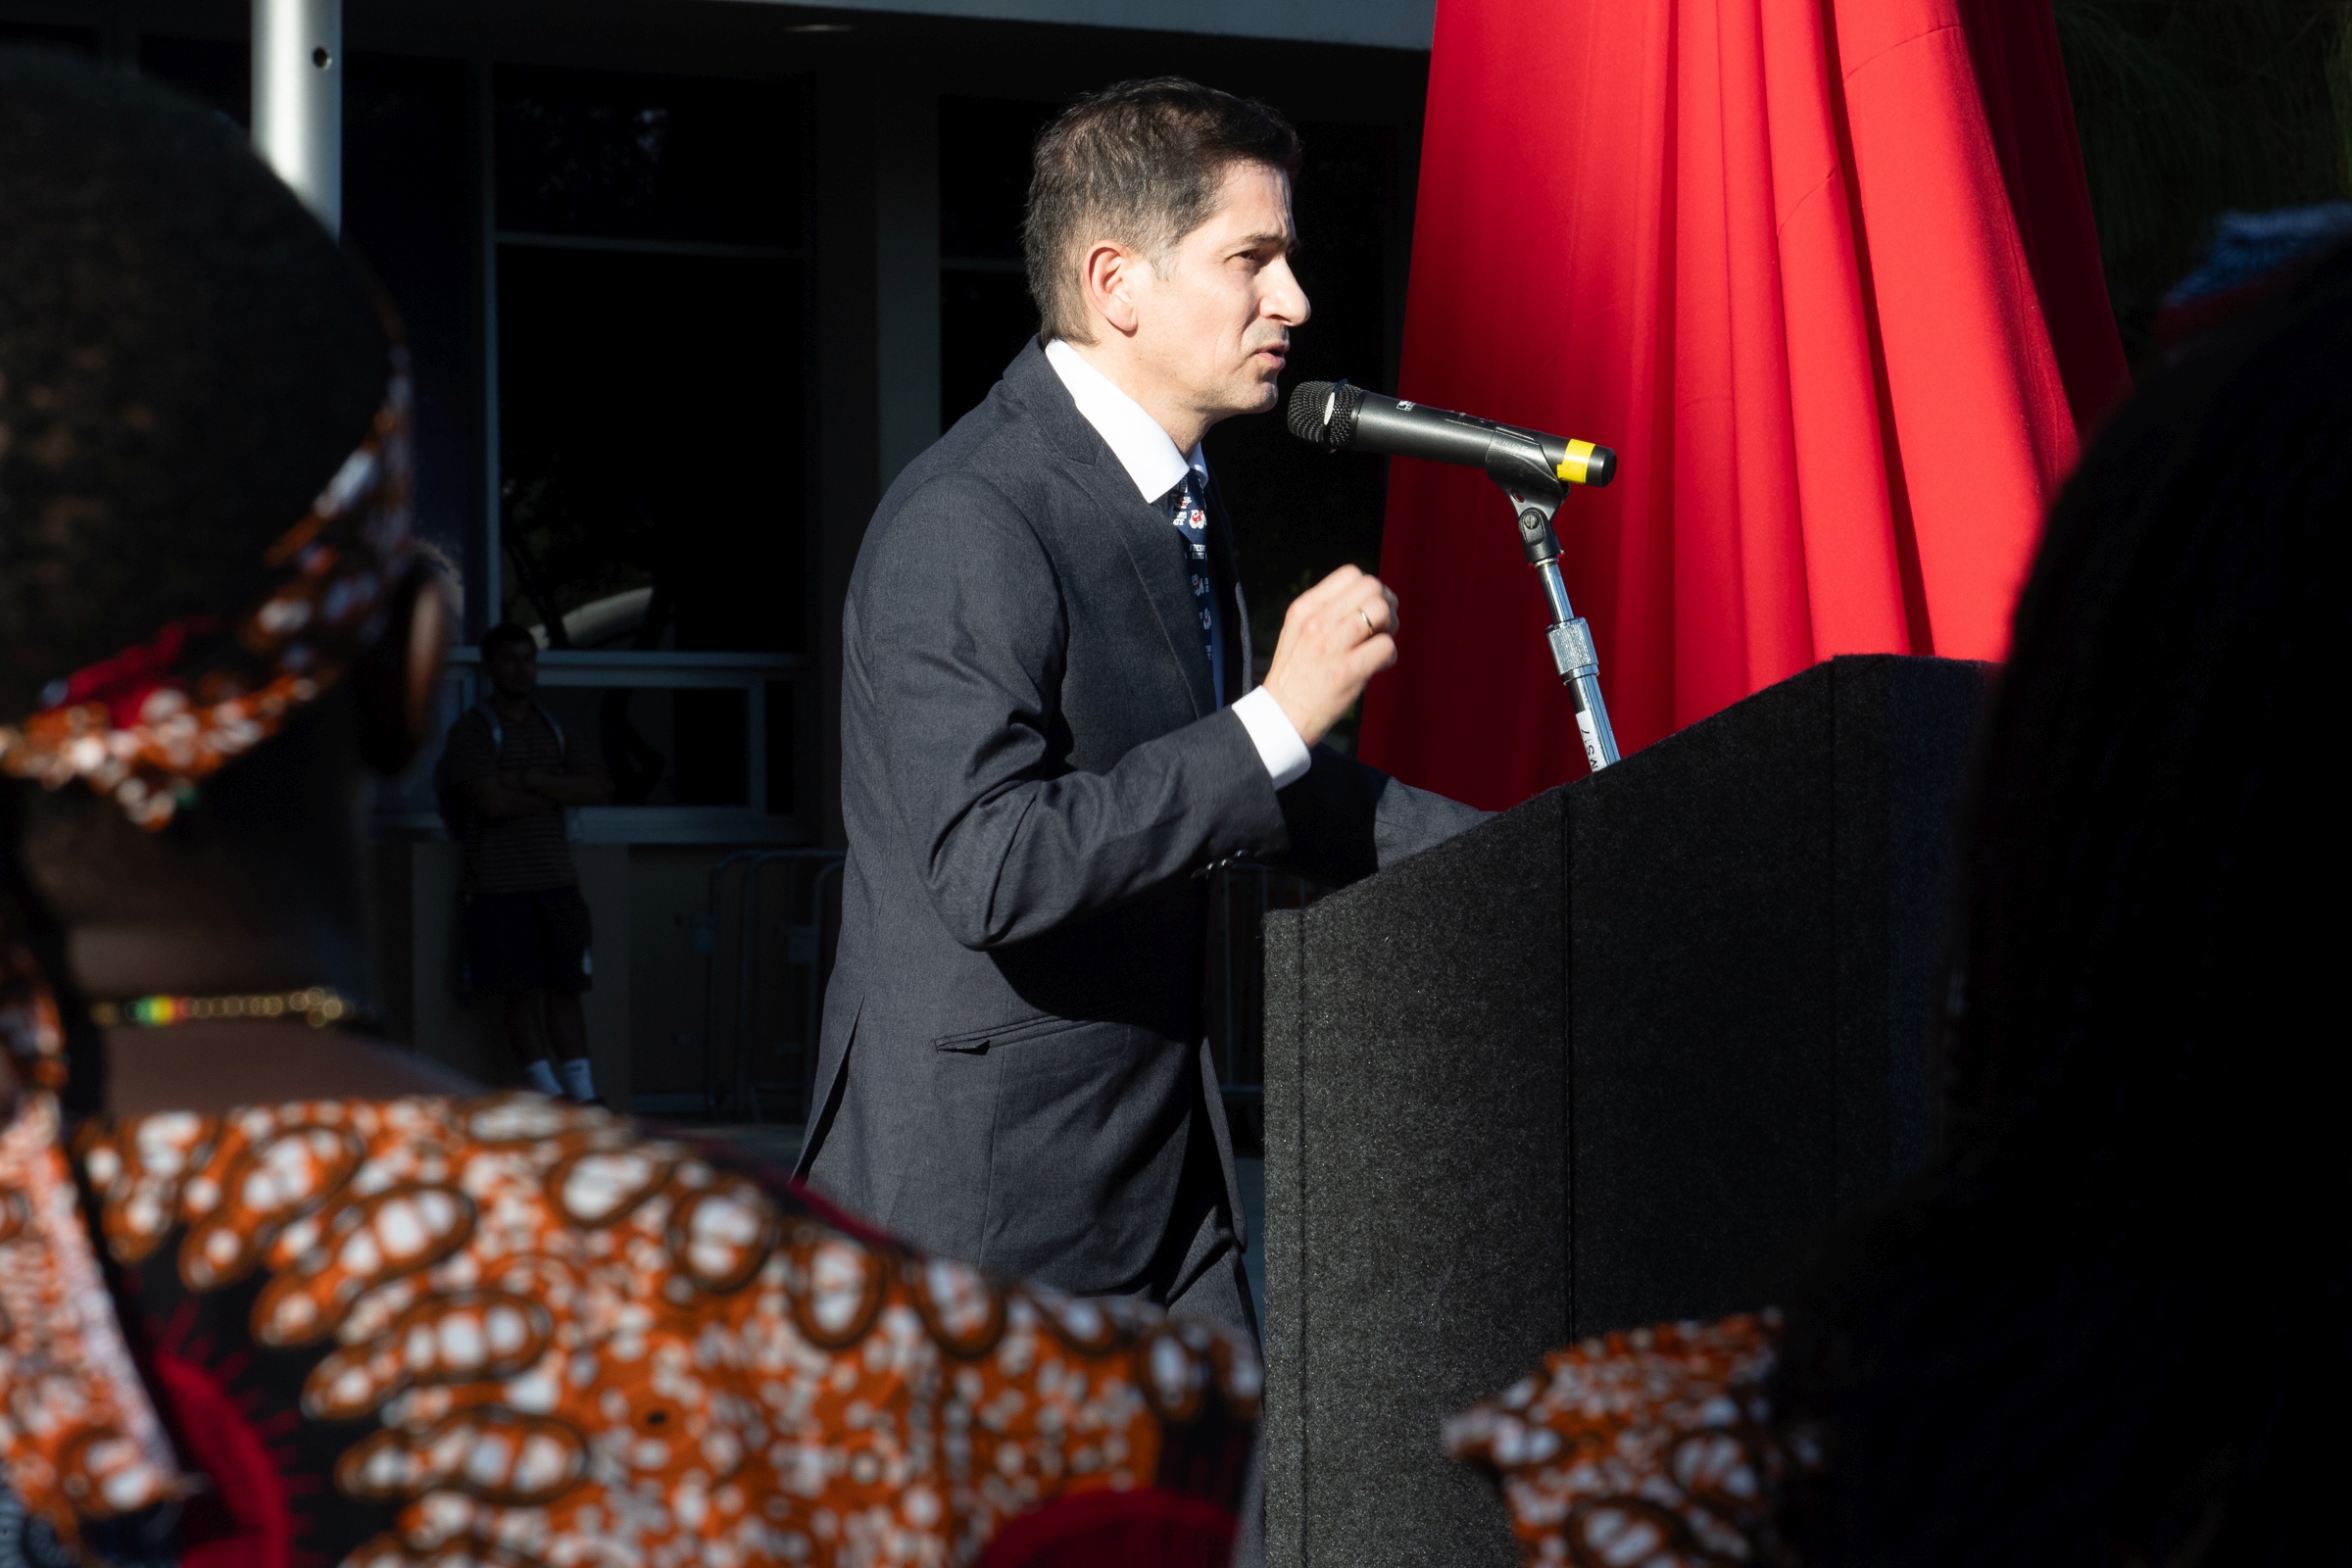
left=1484, top=439, right=1621, bottom=772
left=1284, top=380, right=1622, bottom=772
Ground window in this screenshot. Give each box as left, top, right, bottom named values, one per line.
left=456, top=66, right=816, bottom=838
left=273, top=56, right=817, bottom=842
left=493, top=66, right=810, bottom=657
left=939, top=96, right=1055, bottom=429
left=133, top=48, right=818, bottom=839
left=496, top=245, right=805, bottom=654
left=347, top=56, right=479, bottom=623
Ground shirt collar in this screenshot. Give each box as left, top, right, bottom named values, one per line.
left=1045, top=337, right=1208, bottom=504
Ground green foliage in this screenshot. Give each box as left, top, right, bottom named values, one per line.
left=2053, top=0, right=2352, bottom=337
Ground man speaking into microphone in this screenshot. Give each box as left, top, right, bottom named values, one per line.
left=798, top=78, right=1485, bottom=1336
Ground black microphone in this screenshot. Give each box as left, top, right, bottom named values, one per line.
left=1287, top=380, right=1616, bottom=488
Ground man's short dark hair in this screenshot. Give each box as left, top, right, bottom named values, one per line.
left=481, top=623, right=538, bottom=662
left=1023, top=77, right=1301, bottom=346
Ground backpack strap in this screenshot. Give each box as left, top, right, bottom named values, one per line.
left=466, top=700, right=580, bottom=844
left=530, top=702, right=567, bottom=762
left=474, top=701, right=565, bottom=763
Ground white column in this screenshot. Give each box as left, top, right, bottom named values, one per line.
left=250, top=0, right=342, bottom=234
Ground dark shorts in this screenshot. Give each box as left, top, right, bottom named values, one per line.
left=463, top=886, right=593, bottom=996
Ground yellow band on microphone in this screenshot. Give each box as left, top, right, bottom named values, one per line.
left=1555, top=439, right=1599, bottom=485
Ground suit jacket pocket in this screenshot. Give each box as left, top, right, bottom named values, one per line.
left=930, top=1013, right=1095, bottom=1054
left=973, top=1017, right=1193, bottom=1289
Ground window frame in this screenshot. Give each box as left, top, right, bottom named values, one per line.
left=438, top=58, right=818, bottom=847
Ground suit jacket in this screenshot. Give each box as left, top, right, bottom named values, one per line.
left=799, top=338, right=1487, bottom=1294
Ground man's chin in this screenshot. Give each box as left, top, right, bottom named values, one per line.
left=1198, top=373, right=1285, bottom=429
left=1234, top=377, right=1284, bottom=416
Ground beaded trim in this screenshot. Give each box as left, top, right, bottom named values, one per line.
left=0, top=349, right=416, bottom=829
left=89, top=986, right=368, bottom=1031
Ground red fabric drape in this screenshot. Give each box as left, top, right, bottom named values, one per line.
left=1358, top=0, right=2130, bottom=809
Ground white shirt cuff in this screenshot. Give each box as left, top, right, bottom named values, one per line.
left=1232, top=686, right=1312, bottom=789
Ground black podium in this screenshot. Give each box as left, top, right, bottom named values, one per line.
left=1260, top=654, right=1984, bottom=1566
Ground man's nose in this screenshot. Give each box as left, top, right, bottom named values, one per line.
left=1264, top=257, right=1310, bottom=327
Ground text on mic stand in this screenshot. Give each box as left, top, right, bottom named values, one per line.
left=1288, top=381, right=1623, bottom=771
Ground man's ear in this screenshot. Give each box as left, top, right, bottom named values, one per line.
left=353, top=562, right=452, bottom=775
left=1080, top=240, right=1143, bottom=337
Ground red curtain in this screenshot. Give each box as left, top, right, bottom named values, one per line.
left=1358, top=0, right=2131, bottom=809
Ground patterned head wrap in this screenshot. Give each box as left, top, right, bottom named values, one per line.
left=0, top=349, right=416, bottom=829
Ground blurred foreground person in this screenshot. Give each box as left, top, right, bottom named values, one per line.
left=1447, top=246, right=2348, bottom=1565
left=0, top=48, right=1255, bottom=1567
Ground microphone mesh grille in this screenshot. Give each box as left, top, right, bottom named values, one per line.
left=1286, top=380, right=1359, bottom=447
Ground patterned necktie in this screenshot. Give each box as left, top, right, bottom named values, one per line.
left=1167, top=473, right=1223, bottom=706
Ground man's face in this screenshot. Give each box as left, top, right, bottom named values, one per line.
left=487, top=638, right=538, bottom=700
left=1127, top=162, right=1309, bottom=432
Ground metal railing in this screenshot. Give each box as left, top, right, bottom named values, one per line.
left=372, top=646, right=813, bottom=845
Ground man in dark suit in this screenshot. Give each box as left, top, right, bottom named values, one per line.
left=799, top=78, right=1486, bottom=1336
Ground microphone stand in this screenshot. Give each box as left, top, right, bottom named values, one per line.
left=1484, top=441, right=1621, bottom=771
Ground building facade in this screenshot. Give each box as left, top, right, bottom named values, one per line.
left=0, top=0, right=1430, bottom=1118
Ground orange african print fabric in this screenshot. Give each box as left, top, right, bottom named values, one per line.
left=0, top=1095, right=184, bottom=1531
left=0, top=947, right=186, bottom=1543
left=1444, top=1314, right=1814, bottom=1568
left=0, top=1090, right=1256, bottom=1567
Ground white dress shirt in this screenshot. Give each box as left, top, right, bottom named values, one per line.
left=1045, top=337, right=1312, bottom=789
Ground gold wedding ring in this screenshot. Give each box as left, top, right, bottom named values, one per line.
left=1360, top=608, right=1375, bottom=635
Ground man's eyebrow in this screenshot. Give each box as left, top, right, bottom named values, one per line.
left=1231, top=229, right=1294, bottom=250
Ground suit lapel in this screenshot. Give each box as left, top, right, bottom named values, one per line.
left=1068, top=462, right=1217, bottom=718
left=1004, top=341, right=1217, bottom=719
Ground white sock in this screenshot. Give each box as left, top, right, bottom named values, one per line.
left=523, top=1058, right=562, bottom=1097
left=560, top=1057, right=596, bottom=1103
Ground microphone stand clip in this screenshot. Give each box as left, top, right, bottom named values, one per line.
left=1483, top=439, right=1621, bottom=772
